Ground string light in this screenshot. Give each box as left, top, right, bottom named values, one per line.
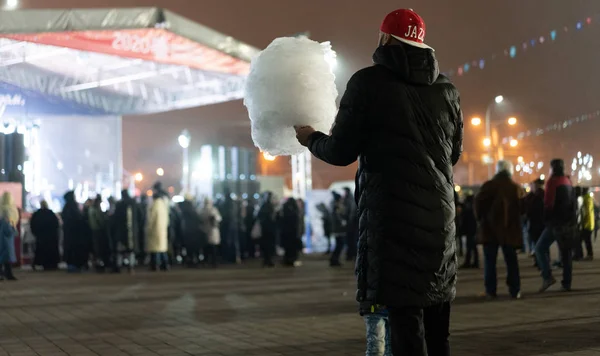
left=443, top=15, right=595, bottom=78
left=501, top=109, right=600, bottom=144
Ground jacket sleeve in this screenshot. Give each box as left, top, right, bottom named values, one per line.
left=307, top=72, right=367, bottom=166
left=451, top=97, right=464, bottom=166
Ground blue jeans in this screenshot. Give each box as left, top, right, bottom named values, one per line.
left=364, top=313, right=392, bottom=356
left=535, top=227, right=572, bottom=289
left=483, top=244, right=521, bottom=297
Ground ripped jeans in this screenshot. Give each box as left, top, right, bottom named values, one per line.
left=364, top=312, right=392, bottom=356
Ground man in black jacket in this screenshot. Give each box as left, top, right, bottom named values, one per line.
left=295, top=8, right=462, bottom=356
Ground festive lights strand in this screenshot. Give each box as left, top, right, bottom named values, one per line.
left=443, top=15, right=596, bottom=78
left=500, top=109, right=600, bottom=144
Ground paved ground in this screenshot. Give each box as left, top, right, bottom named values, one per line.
left=2, top=249, right=600, bottom=356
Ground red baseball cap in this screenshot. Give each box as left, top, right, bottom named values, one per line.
left=380, top=8, right=433, bottom=51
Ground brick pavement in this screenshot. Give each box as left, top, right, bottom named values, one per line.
left=1, top=251, right=600, bottom=356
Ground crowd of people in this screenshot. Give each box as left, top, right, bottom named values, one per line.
left=1, top=181, right=362, bottom=279
left=455, top=158, right=595, bottom=298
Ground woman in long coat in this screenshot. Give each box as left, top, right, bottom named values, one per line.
left=62, top=191, right=88, bottom=272
left=0, top=192, right=18, bottom=280
left=30, top=200, right=60, bottom=270
left=280, top=198, right=301, bottom=266
left=146, top=192, right=170, bottom=271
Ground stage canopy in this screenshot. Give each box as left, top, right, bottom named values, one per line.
left=0, top=8, right=260, bottom=115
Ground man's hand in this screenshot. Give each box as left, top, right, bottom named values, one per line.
left=294, top=125, right=316, bottom=147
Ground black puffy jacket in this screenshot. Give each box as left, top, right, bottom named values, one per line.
left=308, top=43, right=463, bottom=308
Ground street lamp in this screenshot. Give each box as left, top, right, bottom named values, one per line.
left=508, top=117, right=517, bottom=126
left=178, top=129, right=191, bottom=194
left=471, top=117, right=482, bottom=126
left=484, top=95, right=505, bottom=178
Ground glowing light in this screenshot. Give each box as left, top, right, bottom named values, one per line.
left=194, top=146, right=214, bottom=180
left=57, top=161, right=64, bottom=171
left=134, top=173, right=143, bottom=182
left=146, top=189, right=153, bottom=197
left=517, top=156, right=524, bottom=163
left=495, top=95, right=504, bottom=104
left=483, top=138, right=491, bottom=147
left=509, top=139, right=518, bottom=147
left=587, top=17, right=592, bottom=25
left=540, top=174, right=546, bottom=180
left=479, top=59, right=485, bottom=69
left=508, top=117, right=517, bottom=126
left=4, top=0, right=18, bottom=10
left=550, top=30, right=557, bottom=41
left=178, top=129, right=190, bottom=148
left=539, top=36, right=545, bottom=44
left=576, top=22, right=583, bottom=30
left=509, top=46, right=517, bottom=58
left=156, top=168, right=164, bottom=176
left=263, top=152, right=276, bottom=161
left=454, top=185, right=461, bottom=192
left=471, top=117, right=482, bottom=126
left=172, top=195, right=184, bottom=203
left=463, top=63, right=470, bottom=72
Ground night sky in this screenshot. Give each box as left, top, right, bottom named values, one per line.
left=20, top=0, right=600, bottom=188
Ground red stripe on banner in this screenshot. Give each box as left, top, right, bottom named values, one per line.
left=0, top=28, right=250, bottom=75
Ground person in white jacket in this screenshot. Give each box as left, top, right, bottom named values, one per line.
left=146, top=186, right=170, bottom=271
left=200, top=197, right=222, bottom=267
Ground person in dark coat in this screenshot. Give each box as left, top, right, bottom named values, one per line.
left=242, top=200, right=257, bottom=259
left=62, top=191, right=88, bottom=272
left=257, top=192, right=277, bottom=267
left=316, top=202, right=332, bottom=254
left=475, top=161, right=525, bottom=299
left=112, top=190, right=142, bottom=272
left=460, top=195, right=478, bottom=268
left=294, top=9, right=462, bottom=355
left=343, top=187, right=358, bottom=261
left=329, top=191, right=348, bottom=267
left=280, top=198, right=301, bottom=266
left=30, top=200, right=60, bottom=270
left=526, top=178, right=545, bottom=267
left=138, top=195, right=148, bottom=265
left=178, top=196, right=205, bottom=266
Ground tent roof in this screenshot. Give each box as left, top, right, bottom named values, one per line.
left=0, top=8, right=260, bottom=116
left=0, top=7, right=259, bottom=63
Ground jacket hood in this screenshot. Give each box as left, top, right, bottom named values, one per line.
left=372, top=44, right=440, bottom=85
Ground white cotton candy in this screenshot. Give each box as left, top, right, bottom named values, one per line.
left=243, top=37, right=338, bottom=156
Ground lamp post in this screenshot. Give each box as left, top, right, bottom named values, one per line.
left=484, top=95, right=504, bottom=179
left=178, top=129, right=191, bottom=194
